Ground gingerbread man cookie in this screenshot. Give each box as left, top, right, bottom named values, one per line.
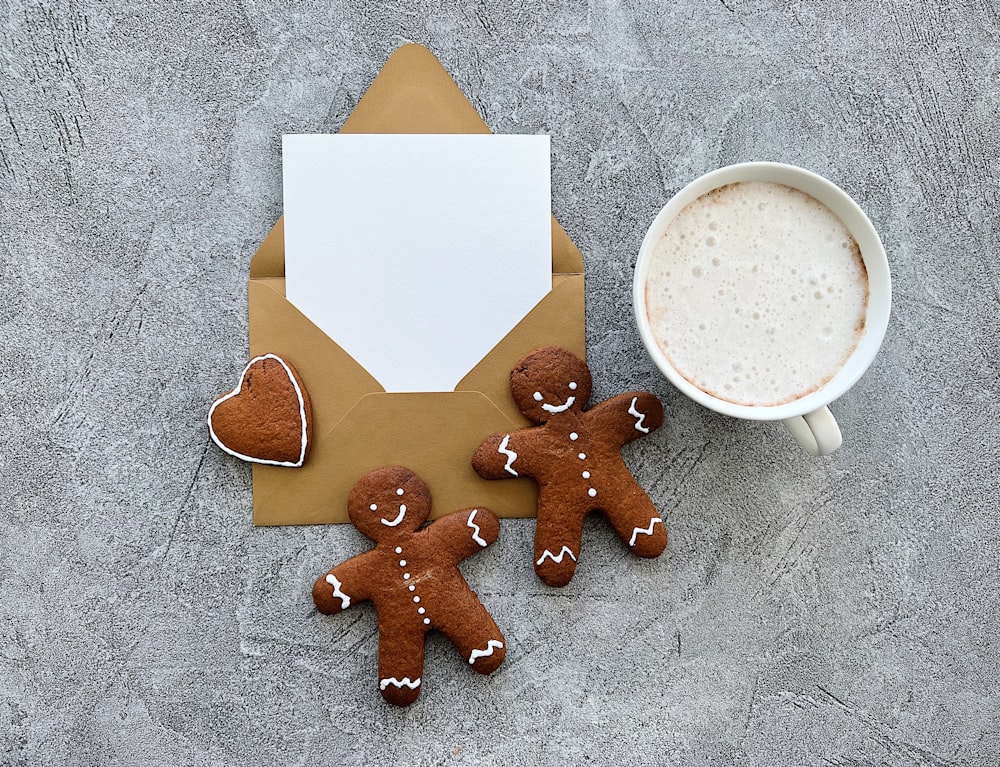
left=472, top=346, right=667, bottom=587
left=312, top=466, right=506, bottom=706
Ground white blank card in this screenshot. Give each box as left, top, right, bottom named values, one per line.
left=282, top=133, right=552, bottom=392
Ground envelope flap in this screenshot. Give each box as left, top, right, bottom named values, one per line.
left=253, top=391, right=539, bottom=525
left=341, top=43, right=492, bottom=136
left=248, top=44, right=584, bottom=279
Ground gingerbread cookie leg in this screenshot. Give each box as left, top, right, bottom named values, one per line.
left=434, top=592, right=506, bottom=675
left=376, top=626, right=426, bottom=707
left=533, top=494, right=587, bottom=588
left=601, top=481, right=668, bottom=559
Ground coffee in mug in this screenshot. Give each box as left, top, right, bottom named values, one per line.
left=643, top=181, right=869, bottom=407
left=633, top=163, right=892, bottom=456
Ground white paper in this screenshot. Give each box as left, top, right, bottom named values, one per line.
left=282, top=134, right=552, bottom=392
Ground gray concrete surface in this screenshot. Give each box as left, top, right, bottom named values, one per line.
left=2, top=1, right=998, bottom=765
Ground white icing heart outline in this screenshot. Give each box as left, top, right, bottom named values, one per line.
left=208, top=353, right=309, bottom=467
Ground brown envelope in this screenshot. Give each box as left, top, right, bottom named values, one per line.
left=249, top=44, right=585, bottom=525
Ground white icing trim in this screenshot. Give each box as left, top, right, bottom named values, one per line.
left=541, top=396, right=575, bottom=414
left=468, top=639, right=504, bottom=664
left=381, top=505, right=406, bottom=527
left=498, top=434, right=518, bottom=476
left=628, top=396, right=650, bottom=434
left=380, top=676, right=421, bottom=691
left=535, top=546, right=577, bottom=566
left=467, top=509, right=488, bottom=547
left=629, top=517, right=663, bottom=547
left=324, top=573, right=351, bottom=609
left=207, top=354, right=308, bottom=467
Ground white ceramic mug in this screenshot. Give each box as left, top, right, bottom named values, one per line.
left=633, top=162, right=891, bottom=456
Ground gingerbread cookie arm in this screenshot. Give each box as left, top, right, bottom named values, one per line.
left=472, top=430, right=537, bottom=480
left=424, top=507, right=501, bottom=566
left=586, top=392, right=664, bottom=445
left=312, top=554, right=373, bottom=615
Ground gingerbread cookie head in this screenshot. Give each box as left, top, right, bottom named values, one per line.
left=347, top=465, right=431, bottom=540
left=510, top=346, right=593, bottom=424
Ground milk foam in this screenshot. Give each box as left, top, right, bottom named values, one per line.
left=644, top=181, right=869, bottom=407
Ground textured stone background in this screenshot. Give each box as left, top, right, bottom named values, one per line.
left=1, top=1, right=998, bottom=765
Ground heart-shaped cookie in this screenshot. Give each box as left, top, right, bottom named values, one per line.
left=208, top=354, right=312, bottom=467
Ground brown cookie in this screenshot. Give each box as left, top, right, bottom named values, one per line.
left=312, top=466, right=506, bottom=707
left=208, top=354, right=312, bottom=467
left=472, top=346, right=667, bottom=587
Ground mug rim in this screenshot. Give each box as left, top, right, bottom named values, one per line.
left=633, top=161, right=892, bottom=421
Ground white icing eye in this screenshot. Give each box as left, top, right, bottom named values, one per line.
left=370, top=504, right=377, bottom=511
left=569, top=381, right=578, bottom=390
left=396, top=488, right=404, bottom=496
left=533, top=391, right=543, bottom=401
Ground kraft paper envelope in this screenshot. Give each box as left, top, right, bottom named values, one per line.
left=249, top=44, right=585, bottom=525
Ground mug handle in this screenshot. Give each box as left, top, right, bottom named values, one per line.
left=782, top=407, right=842, bottom=456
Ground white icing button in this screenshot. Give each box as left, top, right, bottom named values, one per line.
left=370, top=504, right=377, bottom=511
left=408, top=584, right=415, bottom=591
left=396, top=488, right=404, bottom=495
left=578, top=453, right=586, bottom=459
left=423, top=618, right=431, bottom=625
left=395, top=546, right=402, bottom=554
left=413, top=596, right=420, bottom=603
left=418, top=607, right=425, bottom=614
left=403, top=573, right=411, bottom=580
left=399, top=560, right=407, bottom=567
left=570, top=432, right=579, bottom=441
left=588, top=488, right=597, bottom=498
left=582, top=471, right=591, bottom=479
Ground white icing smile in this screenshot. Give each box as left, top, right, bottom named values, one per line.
left=541, top=395, right=575, bottom=414
left=381, top=505, right=406, bottom=527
